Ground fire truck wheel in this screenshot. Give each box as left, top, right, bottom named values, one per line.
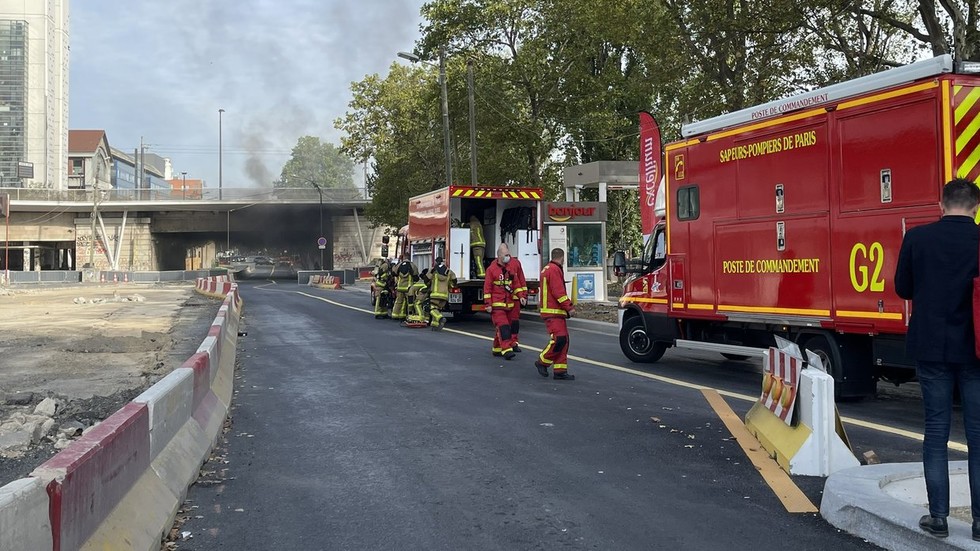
left=721, top=354, right=750, bottom=361
left=802, top=334, right=843, bottom=384
left=620, top=316, right=666, bottom=363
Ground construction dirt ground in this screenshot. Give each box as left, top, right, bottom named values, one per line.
left=0, top=284, right=222, bottom=486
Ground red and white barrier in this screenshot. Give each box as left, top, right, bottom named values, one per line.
left=0, top=276, right=243, bottom=550
left=308, top=274, right=343, bottom=289
left=32, top=403, right=151, bottom=551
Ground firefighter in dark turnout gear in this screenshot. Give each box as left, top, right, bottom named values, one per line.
left=373, top=259, right=394, bottom=319
left=392, top=256, right=419, bottom=321
left=429, top=257, right=456, bottom=330
left=470, top=215, right=486, bottom=278
left=406, top=269, right=431, bottom=326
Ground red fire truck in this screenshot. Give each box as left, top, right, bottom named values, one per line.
left=615, top=54, right=980, bottom=397
left=401, top=185, right=544, bottom=316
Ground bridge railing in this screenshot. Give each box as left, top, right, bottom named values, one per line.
left=0, top=186, right=370, bottom=203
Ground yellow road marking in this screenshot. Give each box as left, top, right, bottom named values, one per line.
left=292, top=290, right=969, bottom=453
left=701, top=389, right=818, bottom=513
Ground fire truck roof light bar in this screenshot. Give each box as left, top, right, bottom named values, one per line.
left=681, top=54, right=954, bottom=138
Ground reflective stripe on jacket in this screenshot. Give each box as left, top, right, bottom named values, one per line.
left=470, top=220, right=485, bottom=247
left=508, top=257, right=528, bottom=300
left=483, top=259, right=513, bottom=309
left=430, top=269, right=457, bottom=299
left=395, top=261, right=418, bottom=291
left=540, top=261, right=571, bottom=317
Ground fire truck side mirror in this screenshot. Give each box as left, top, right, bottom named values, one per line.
left=381, top=245, right=389, bottom=258
left=612, top=251, right=627, bottom=277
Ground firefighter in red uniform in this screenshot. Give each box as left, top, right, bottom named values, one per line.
left=484, top=244, right=517, bottom=360
left=504, top=244, right=528, bottom=353
left=535, top=248, right=576, bottom=380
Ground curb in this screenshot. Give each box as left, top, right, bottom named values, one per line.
left=821, top=461, right=977, bottom=550
left=0, top=275, right=242, bottom=551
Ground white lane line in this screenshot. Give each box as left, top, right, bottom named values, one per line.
left=293, top=291, right=968, bottom=453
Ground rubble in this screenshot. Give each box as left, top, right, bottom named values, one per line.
left=72, top=293, right=150, bottom=305
left=58, top=420, right=85, bottom=437
left=4, top=392, right=33, bottom=406
left=34, top=397, right=58, bottom=417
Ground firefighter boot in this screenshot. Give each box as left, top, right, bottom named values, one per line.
left=534, top=360, right=549, bottom=378
left=553, top=371, right=576, bottom=381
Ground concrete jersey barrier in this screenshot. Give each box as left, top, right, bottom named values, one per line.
left=0, top=276, right=242, bottom=551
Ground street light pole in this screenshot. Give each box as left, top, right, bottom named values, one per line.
left=181, top=171, right=187, bottom=200
left=467, top=58, right=478, bottom=185
left=439, top=47, right=452, bottom=188
left=218, top=108, right=225, bottom=201
left=312, top=182, right=324, bottom=270
left=398, top=49, right=452, bottom=188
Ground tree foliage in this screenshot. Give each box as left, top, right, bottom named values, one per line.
left=276, top=136, right=355, bottom=190
left=337, top=0, right=923, bottom=252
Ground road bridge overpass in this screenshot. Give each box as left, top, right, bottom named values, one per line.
left=0, top=187, right=380, bottom=274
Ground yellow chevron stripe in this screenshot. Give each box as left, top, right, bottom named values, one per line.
left=519, top=191, right=529, bottom=199
left=956, top=110, right=980, bottom=155
left=957, top=142, right=980, bottom=178
left=955, top=87, right=980, bottom=124
left=956, top=111, right=980, bottom=154
left=463, top=189, right=474, bottom=197
left=531, top=192, right=540, bottom=199
left=476, top=190, right=487, bottom=197
left=452, top=189, right=463, bottom=197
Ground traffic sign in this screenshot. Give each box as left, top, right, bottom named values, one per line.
left=317, top=237, right=327, bottom=246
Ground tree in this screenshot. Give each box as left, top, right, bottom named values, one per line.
left=337, top=0, right=915, bottom=253
left=276, top=136, right=355, bottom=190
left=848, top=0, right=980, bottom=61
left=335, top=64, right=448, bottom=227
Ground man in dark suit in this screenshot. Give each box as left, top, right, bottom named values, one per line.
left=896, top=178, right=980, bottom=541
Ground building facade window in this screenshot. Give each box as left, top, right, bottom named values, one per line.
left=0, top=21, right=27, bottom=187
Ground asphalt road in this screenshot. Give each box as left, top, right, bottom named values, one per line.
left=177, top=281, right=963, bottom=550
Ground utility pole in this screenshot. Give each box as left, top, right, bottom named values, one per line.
left=88, top=183, right=101, bottom=268
left=439, top=47, right=452, bottom=188
left=140, top=136, right=146, bottom=199
left=218, top=108, right=225, bottom=200
left=467, top=59, right=478, bottom=186
left=312, top=182, right=324, bottom=270
left=181, top=171, right=187, bottom=200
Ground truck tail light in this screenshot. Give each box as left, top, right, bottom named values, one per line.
left=450, top=286, right=461, bottom=293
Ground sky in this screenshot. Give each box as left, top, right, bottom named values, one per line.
left=69, top=0, right=428, bottom=189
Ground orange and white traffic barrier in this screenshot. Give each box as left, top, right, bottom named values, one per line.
left=308, top=274, right=342, bottom=289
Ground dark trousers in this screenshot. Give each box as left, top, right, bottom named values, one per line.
left=918, top=361, right=980, bottom=520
